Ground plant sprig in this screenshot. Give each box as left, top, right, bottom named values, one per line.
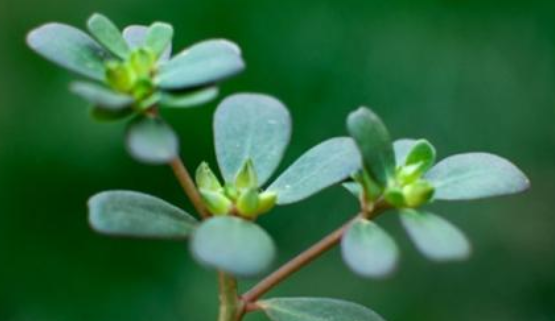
left=27, top=13, right=530, bottom=321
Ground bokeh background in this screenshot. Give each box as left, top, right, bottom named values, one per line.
left=1, top=0, right=554, bottom=320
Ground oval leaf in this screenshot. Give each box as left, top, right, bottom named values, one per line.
left=400, top=209, right=470, bottom=261
left=341, top=219, right=399, bottom=278
left=145, top=22, right=173, bottom=58
left=88, top=190, right=197, bottom=239
left=27, top=23, right=108, bottom=80
left=160, top=86, right=219, bottom=108
left=190, top=216, right=275, bottom=277
left=214, top=93, right=291, bottom=185
left=268, top=137, right=361, bottom=205
left=405, top=139, right=436, bottom=172
left=424, top=153, right=530, bottom=200
left=260, top=297, right=386, bottom=321
left=126, top=117, right=179, bottom=164
left=347, top=107, right=395, bottom=186
left=87, top=13, right=130, bottom=59
left=157, top=39, right=245, bottom=90
left=122, top=25, right=172, bottom=61
left=393, top=138, right=417, bottom=167
left=70, top=81, right=133, bottom=109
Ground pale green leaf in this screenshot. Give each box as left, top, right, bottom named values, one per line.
left=122, top=25, right=172, bottom=61
left=157, top=39, right=245, bottom=90
left=145, top=22, right=173, bottom=58
left=126, top=117, right=179, bottom=164
left=214, top=93, right=291, bottom=185
left=260, top=297, right=386, bottom=321
left=425, top=153, right=530, bottom=200
left=400, top=209, right=471, bottom=261
left=70, top=81, right=133, bottom=109
left=27, top=23, right=108, bottom=80
left=160, top=86, right=219, bottom=108
left=347, top=107, right=395, bottom=186
left=87, top=13, right=130, bottom=59
left=393, top=139, right=417, bottom=167
left=88, top=190, right=197, bottom=239
left=190, top=216, right=275, bottom=277
left=341, top=219, right=399, bottom=278
left=268, top=137, right=361, bottom=205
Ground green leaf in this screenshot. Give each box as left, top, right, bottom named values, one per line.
left=90, top=106, right=134, bottom=122
left=70, top=81, right=133, bottom=109
left=393, top=139, right=417, bottom=167
left=343, top=182, right=362, bottom=199
left=341, top=219, right=399, bottom=278
left=424, top=153, right=530, bottom=200
left=214, top=93, right=291, bottom=185
left=400, top=209, right=470, bottom=261
left=160, top=86, right=219, bottom=108
left=126, top=117, right=179, bottom=164
left=404, top=139, right=436, bottom=172
left=87, top=13, right=130, bottom=59
left=347, top=107, right=395, bottom=186
left=267, top=137, right=361, bottom=205
left=260, top=297, right=386, bottom=321
left=122, top=25, right=172, bottom=61
left=88, top=190, right=197, bottom=239
left=27, top=23, right=108, bottom=80
left=145, top=22, right=173, bottom=58
left=190, top=216, right=275, bottom=277
left=157, top=39, right=245, bottom=90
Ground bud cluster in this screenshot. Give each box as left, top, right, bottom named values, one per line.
left=195, top=159, right=278, bottom=218
left=105, top=48, right=158, bottom=107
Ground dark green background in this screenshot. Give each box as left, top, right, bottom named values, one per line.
left=1, top=0, right=553, bottom=320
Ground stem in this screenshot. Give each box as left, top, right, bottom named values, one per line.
left=218, top=272, right=242, bottom=321
left=169, top=157, right=210, bottom=219
left=241, top=215, right=359, bottom=303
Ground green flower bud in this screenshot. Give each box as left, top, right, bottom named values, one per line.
left=224, top=184, right=239, bottom=201
left=129, top=48, right=156, bottom=77
left=235, top=159, right=258, bottom=190
left=105, top=60, right=136, bottom=93
left=199, top=189, right=232, bottom=216
left=257, top=191, right=277, bottom=215
left=236, top=188, right=259, bottom=217
left=196, top=162, right=222, bottom=191
left=396, top=163, right=424, bottom=185
left=403, top=180, right=435, bottom=208
left=384, top=186, right=406, bottom=208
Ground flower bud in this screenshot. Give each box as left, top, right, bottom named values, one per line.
left=236, top=188, right=260, bottom=218
left=257, top=191, right=277, bottom=215
left=199, top=189, right=232, bottom=216
left=195, top=162, right=222, bottom=191
left=105, top=60, right=136, bottom=93
left=403, top=180, right=435, bottom=208
left=384, top=186, right=406, bottom=208
left=129, top=48, right=155, bottom=77
left=235, top=159, right=258, bottom=190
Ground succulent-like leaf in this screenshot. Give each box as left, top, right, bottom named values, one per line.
left=259, top=297, right=386, bottom=321
left=341, top=219, right=399, bottom=278
left=400, top=209, right=470, bottom=261
left=393, top=138, right=417, bottom=167
left=87, top=13, right=130, bottom=59
left=267, top=137, right=361, bottom=205
left=122, top=25, right=172, bottom=61
left=160, top=86, right=219, bottom=108
left=126, top=117, right=179, bottom=164
left=71, top=81, right=133, bottom=109
left=90, top=106, right=134, bottom=122
left=27, top=23, right=108, bottom=80
left=214, top=93, right=291, bottom=185
left=88, top=190, right=197, bottom=238
left=347, top=107, right=395, bottom=186
left=424, top=153, right=530, bottom=200
left=404, top=139, right=436, bottom=172
left=145, top=22, right=173, bottom=58
left=157, top=39, right=245, bottom=90
left=190, top=216, right=275, bottom=277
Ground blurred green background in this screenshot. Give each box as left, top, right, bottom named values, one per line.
left=1, top=0, right=554, bottom=320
